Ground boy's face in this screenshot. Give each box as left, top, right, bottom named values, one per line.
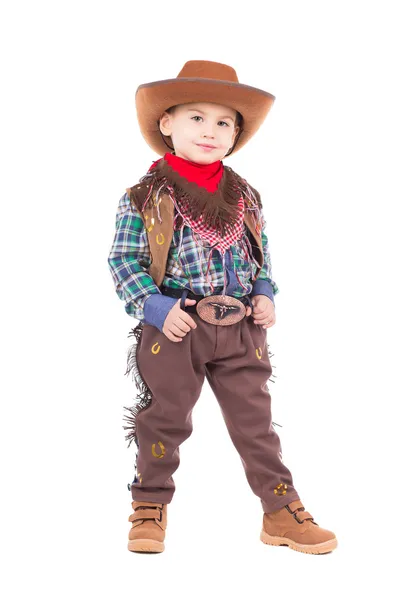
left=159, top=102, right=240, bottom=163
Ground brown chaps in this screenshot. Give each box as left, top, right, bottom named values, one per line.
left=126, top=313, right=300, bottom=514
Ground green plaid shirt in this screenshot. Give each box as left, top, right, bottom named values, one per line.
left=108, top=192, right=279, bottom=321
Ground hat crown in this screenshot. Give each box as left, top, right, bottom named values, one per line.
left=177, top=60, right=239, bottom=83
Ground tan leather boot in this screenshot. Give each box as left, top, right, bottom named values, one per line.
left=127, top=500, right=168, bottom=553
left=260, top=499, right=337, bottom=554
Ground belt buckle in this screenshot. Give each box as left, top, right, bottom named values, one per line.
left=196, top=294, right=246, bottom=326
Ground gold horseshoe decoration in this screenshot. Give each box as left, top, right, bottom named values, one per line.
left=151, top=441, right=166, bottom=458
left=137, top=472, right=143, bottom=484
left=274, top=483, right=288, bottom=496
left=145, top=215, right=155, bottom=233
left=156, top=233, right=165, bottom=245
left=256, top=347, right=262, bottom=360
left=151, top=342, right=161, bottom=355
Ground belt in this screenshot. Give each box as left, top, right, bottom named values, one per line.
left=160, top=285, right=252, bottom=326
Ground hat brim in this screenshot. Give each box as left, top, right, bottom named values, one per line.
left=135, top=78, right=275, bottom=157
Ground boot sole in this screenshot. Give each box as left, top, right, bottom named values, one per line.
left=260, top=529, right=337, bottom=554
left=128, top=538, right=165, bottom=553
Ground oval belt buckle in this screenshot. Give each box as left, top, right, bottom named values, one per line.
left=196, top=294, right=246, bottom=326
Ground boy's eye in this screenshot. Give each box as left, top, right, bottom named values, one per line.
left=191, top=115, right=229, bottom=126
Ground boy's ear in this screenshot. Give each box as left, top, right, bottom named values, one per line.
left=232, top=124, right=241, bottom=142
left=159, top=111, right=172, bottom=136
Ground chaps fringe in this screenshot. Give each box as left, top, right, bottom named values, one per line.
left=267, top=342, right=282, bottom=429
left=122, top=322, right=153, bottom=449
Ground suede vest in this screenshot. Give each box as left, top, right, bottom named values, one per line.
left=127, top=188, right=265, bottom=289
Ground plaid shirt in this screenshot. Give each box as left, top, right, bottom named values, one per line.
left=108, top=191, right=279, bottom=322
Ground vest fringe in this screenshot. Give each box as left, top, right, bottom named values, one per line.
left=242, top=230, right=263, bottom=269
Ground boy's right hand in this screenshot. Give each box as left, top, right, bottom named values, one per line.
left=162, top=298, right=198, bottom=342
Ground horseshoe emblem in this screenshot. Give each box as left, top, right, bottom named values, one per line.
left=137, top=472, right=143, bottom=484
left=156, top=233, right=165, bottom=245
left=145, top=215, right=155, bottom=232
left=151, top=342, right=161, bottom=355
left=274, top=483, right=288, bottom=496
left=151, top=441, right=166, bottom=458
left=256, top=347, right=262, bottom=359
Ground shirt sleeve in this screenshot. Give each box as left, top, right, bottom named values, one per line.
left=107, top=192, right=176, bottom=326
left=250, top=212, right=279, bottom=305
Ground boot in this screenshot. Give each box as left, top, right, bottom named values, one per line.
left=127, top=500, right=168, bottom=553
left=260, top=499, right=337, bottom=554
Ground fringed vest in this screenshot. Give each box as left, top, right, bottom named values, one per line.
left=125, top=159, right=265, bottom=289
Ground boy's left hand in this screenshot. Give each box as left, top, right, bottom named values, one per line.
left=245, top=295, right=276, bottom=328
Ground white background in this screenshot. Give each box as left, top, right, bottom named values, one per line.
left=1, top=0, right=399, bottom=598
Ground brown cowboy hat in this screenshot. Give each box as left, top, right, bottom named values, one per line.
left=135, top=60, right=275, bottom=157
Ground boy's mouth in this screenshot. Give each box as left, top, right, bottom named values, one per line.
left=196, top=143, right=217, bottom=150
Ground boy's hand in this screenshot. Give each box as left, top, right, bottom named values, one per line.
left=162, top=298, right=198, bottom=342
left=249, top=295, right=276, bottom=328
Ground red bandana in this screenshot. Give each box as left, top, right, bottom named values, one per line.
left=150, top=152, right=224, bottom=193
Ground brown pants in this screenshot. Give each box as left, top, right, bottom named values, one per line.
left=127, top=313, right=300, bottom=514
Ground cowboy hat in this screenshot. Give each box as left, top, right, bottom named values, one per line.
left=135, top=60, right=275, bottom=157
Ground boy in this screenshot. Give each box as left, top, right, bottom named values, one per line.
left=108, top=60, right=337, bottom=555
